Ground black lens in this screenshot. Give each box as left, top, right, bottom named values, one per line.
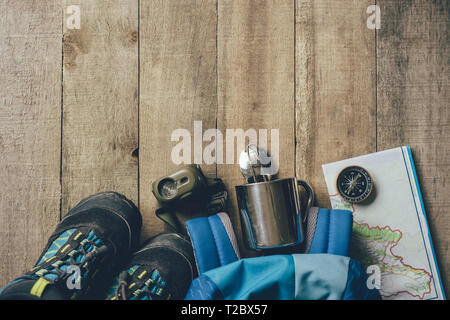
left=158, top=179, right=178, bottom=199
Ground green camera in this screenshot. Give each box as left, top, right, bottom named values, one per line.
left=152, top=165, right=228, bottom=233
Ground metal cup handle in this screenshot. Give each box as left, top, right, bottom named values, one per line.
left=297, top=180, right=314, bottom=223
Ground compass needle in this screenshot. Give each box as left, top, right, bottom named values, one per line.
left=336, top=166, right=373, bottom=204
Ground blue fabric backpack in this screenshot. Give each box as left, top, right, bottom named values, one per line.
left=185, top=208, right=381, bottom=300
left=185, top=254, right=380, bottom=300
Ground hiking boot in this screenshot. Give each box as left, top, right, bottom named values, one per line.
left=106, top=232, right=196, bottom=300
left=0, top=192, right=142, bottom=300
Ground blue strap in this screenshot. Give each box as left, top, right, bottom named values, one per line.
left=186, top=218, right=219, bottom=274
left=186, top=213, right=239, bottom=275
left=328, top=209, right=353, bottom=256
left=207, top=214, right=239, bottom=267
left=308, top=209, right=353, bottom=256
left=308, top=209, right=330, bottom=253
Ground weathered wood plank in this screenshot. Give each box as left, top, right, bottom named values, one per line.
left=61, top=1, right=139, bottom=214
left=217, top=0, right=295, bottom=257
left=377, top=0, right=450, bottom=297
left=139, top=0, right=217, bottom=239
left=295, top=0, right=377, bottom=208
left=0, top=0, right=62, bottom=287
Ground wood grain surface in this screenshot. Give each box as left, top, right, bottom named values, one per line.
left=61, top=0, right=139, bottom=215
left=0, top=0, right=447, bottom=297
left=377, top=0, right=449, bottom=298
left=295, top=0, right=377, bottom=208
left=139, top=0, right=217, bottom=239
left=0, top=0, right=62, bottom=287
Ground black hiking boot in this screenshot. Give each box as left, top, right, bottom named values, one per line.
left=105, top=232, right=196, bottom=300
left=0, top=192, right=142, bottom=300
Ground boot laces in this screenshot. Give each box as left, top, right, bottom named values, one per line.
left=114, top=269, right=167, bottom=300
left=29, top=236, right=109, bottom=290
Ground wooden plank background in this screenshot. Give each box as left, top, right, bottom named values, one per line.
left=61, top=0, right=139, bottom=217
left=139, top=0, right=217, bottom=239
left=296, top=0, right=377, bottom=211
left=0, top=0, right=448, bottom=298
left=0, top=0, right=62, bottom=289
left=377, top=0, right=450, bottom=297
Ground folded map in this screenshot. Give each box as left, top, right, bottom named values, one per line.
left=322, top=146, right=445, bottom=300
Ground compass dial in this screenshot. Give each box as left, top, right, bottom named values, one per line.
left=336, top=166, right=373, bottom=203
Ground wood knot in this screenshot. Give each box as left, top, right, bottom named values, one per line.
left=63, top=30, right=88, bottom=70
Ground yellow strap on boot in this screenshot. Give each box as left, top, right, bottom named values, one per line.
left=30, top=278, right=51, bottom=298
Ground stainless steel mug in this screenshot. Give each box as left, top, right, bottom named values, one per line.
left=235, top=178, right=314, bottom=251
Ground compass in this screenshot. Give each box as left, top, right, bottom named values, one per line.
left=336, top=166, right=373, bottom=203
